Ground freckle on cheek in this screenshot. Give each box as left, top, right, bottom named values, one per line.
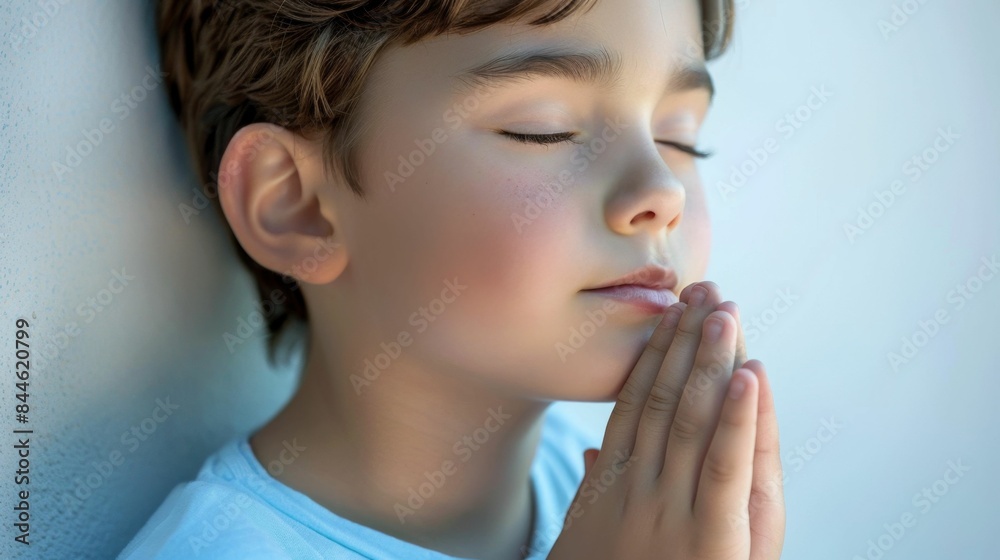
left=506, top=171, right=561, bottom=202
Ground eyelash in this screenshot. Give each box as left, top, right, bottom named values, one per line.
left=499, top=131, right=713, bottom=159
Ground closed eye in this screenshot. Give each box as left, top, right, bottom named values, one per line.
left=498, top=130, right=583, bottom=146
left=499, top=131, right=713, bottom=159
left=658, top=140, right=714, bottom=159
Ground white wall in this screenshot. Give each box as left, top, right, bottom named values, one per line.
left=1, top=1, right=997, bottom=559
left=566, top=1, right=1000, bottom=558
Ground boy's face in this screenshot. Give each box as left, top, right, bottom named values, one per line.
left=320, top=0, right=712, bottom=400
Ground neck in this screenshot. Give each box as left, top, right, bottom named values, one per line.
left=250, top=326, right=551, bottom=560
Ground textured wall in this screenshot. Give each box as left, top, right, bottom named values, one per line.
left=0, top=2, right=298, bottom=559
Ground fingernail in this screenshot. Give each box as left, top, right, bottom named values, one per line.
left=662, top=303, right=685, bottom=327
left=728, top=370, right=749, bottom=400
left=704, top=317, right=723, bottom=342
left=725, top=302, right=740, bottom=322
left=690, top=286, right=707, bottom=306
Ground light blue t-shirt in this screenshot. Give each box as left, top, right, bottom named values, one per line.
left=117, top=405, right=602, bottom=559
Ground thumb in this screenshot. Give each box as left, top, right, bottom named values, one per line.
left=582, top=448, right=599, bottom=475
left=564, top=448, right=601, bottom=525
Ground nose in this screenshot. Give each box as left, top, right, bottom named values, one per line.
left=603, top=147, right=686, bottom=237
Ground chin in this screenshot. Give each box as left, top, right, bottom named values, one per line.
left=540, top=339, right=647, bottom=403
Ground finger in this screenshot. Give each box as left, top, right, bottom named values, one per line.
left=600, top=302, right=686, bottom=461
left=716, top=301, right=746, bottom=370
left=564, top=448, right=602, bottom=526
left=678, top=281, right=701, bottom=304
left=584, top=448, right=599, bottom=474
left=692, top=368, right=759, bottom=535
left=631, top=281, right=722, bottom=480
left=659, top=310, right=738, bottom=510
left=742, top=360, right=786, bottom=560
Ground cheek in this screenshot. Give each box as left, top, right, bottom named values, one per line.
left=420, top=165, right=578, bottom=321
left=352, top=139, right=579, bottom=338
left=396, top=166, right=591, bottom=371
left=674, top=180, right=711, bottom=282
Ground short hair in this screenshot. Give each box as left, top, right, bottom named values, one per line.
left=156, top=0, right=735, bottom=365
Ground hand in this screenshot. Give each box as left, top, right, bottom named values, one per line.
left=548, top=281, right=785, bottom=560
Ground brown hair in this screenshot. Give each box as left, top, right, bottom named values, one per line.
left=157, top=0, right=735, bottom=366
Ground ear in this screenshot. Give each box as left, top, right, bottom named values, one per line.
left=217, top=123, right=347, bottom=285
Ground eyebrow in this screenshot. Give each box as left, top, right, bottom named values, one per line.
left=451, top=45, right=715, bottom=104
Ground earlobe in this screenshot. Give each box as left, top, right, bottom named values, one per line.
left=217, top=123, right=347, bottom=285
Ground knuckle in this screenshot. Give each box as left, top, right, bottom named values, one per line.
left=609, top=403, right=634, bottom=426
left=645, top=380, right=683, bottom=413
left=674, top=320, right=701, bottom=343
left=749, top=484, right=778, bottom=510
left=669, top=414, right=701, bottom=443
left=612, top=383, right=646, bottom=415
left=702, top=453, right=738, bottom=484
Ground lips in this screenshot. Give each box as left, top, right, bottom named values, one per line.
left=581, top=264, right=679, bottom=314
left=584, top=264, right=679, bottom=292
left=582, top=284, right=679, bottom=314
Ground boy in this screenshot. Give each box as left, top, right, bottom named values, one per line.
left=120, top=0, right=785, bottom=558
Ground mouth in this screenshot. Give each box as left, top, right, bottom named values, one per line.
left=581, top=285, right=679, bottom=314
left=581, top=264, right=680, bottom=314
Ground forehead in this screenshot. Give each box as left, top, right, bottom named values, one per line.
left=365, top=0, right=706, bottom=101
